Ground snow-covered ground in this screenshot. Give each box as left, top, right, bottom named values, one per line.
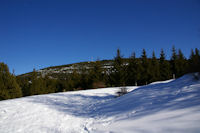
left=0, top=74, right=200, bottom=133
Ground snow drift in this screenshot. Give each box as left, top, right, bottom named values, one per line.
left=0, top=74, right=200, bottom=133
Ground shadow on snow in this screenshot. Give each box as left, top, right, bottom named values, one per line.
left=28, top=74, right=200, bottom=121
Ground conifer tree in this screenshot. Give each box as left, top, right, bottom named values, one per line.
left=176, top=49, right=187, bottom=77
left=126, top=52, right=140, bottom=86
left=188, top=49, right=194, bottom=73
left=78, top=65, right=91, bottom=89
left=111, top=49, right=125, bottom=86
left=44, top=76, right=57, bottom=93
left=170, top=46, right=178, bottom=78
left=90, top=60, right=102, bottom=82
left=16, top=76, right=30, bottom=96
left=150, top=51, right=160, bottom=82
left=29, top=69, right=46, bottom=95
left=159, top=49, right=171, bottom=80
left=194, top=48, right=200, bottom=72
left=70, top=69, right=81, bottom=90
left=89, top=60, right=105, bottom=88
left=0, top=62, right=22, bottom=100
left=140, top=49, right=151, bottom=85
left=189, top=48, right=200, bottom=73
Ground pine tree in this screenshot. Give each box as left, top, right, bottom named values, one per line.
left=194, top=48, right=200, bottom=72
left=70, top=69, right=81, bottom=90
left=78, top=64, right=91, bottom=89
left=159, top=49, right=171, bottom=80
left=149, top=51, right=160, bottom=82
left=170, top=46, right=178, bottom=78
left=140, top=49, right=151, bottom=85
left=0, top=62, right=22, bottom=100
left=29, top=69, right=46, bottom=95
left=126, top=52, right=140, bottom=86
left=44, top=76, right=57, bottom=93
left=89, top=60, right=105, bottom=88
left=188, top=48, right=200, bottom=73
left=176, top=49, right=187, bottom=77
left=16, top=76, right=30, bottom=96
left=111, top=49, right=125, bottom=87
left=90, top=60, right=102, bottom=82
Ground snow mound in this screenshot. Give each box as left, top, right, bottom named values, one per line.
left=0, top=74, right=200, bottom=133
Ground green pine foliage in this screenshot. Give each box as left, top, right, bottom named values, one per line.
left=149, top=51, right=160, bottom=82
left=111, top=49, right=126, bottom=86
left=176, top=49, right=187, bottom=77
left=0, top=62, right=22, bottom=100
left=159, top=49, right=171, bottom=81
left=188, top=48, right=200, bottom=73
left=89, top=60, right=106, bottom=88
left=16, top=76, right=30, bottom=96
left=170, top=46, right=178, bottom=78
left=1, top=47, right=200, bottom=101
left=126, top=52, right=140, bottom=86
left=140, top=49, right=151, bottom=85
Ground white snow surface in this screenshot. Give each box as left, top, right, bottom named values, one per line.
left=1, top=74, right=200, bottom=133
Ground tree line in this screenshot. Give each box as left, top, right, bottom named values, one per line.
left=0, top=46, right=200, bottom=100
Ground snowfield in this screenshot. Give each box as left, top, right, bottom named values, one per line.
left=0, top=74, right=200, bottom=133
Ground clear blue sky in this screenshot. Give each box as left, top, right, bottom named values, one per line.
left=0, top=0, right=200, bottom=75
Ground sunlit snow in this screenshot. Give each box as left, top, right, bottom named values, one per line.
left=0, top=74, right=200, bottom=133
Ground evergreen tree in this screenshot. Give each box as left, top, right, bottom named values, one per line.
left=194, top=48, right=200, bottom=72
left=70, top=69, right=81, bottom=90
left=89, top=60, right=105, bottom=88
left=16, top=76, right=30, bottom=96
left=140, top=49, right=151, bottom=85
left=170, top=46, right=178, bottom=78
left=44, top=76, right=58, bottom=93
left=78, top=65, right=91, bottom=89
left=189, top=48, right=200, bottom=73
left=111, top=49, right=125, bottom=86
left=0, top=62, right=22, bottom=100
left=149, top=51, right=160, bottom=82
left=159, top=49, right=171, bottom=80
left=29, top=69, right=45, bottom=95
left=90, top=60, right=103, bottom=82
left=126, top=52, right=140, bottom=86
left=176, top=49, right=187, bottom=77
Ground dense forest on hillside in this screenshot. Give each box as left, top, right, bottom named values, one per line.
left=1, top=46, right=200, bottom=100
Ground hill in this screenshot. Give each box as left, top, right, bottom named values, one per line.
left=0, top=74, right=200, bottom=133
left=18, top=59, right=118, bottom=78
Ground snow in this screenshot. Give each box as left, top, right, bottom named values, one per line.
left=1, top=74, right=200, bottom=133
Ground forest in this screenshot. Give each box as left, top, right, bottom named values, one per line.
left=0, top=46, right=200, bottom=100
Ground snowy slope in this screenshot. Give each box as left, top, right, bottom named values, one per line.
left=0, top=74, right=200, bottom=133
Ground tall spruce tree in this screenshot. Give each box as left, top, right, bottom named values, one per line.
left=111, top=49, right=125, bottom=86
left=170, top=46, right=178, bottom=78
left=176, top=49, right=187, bottom=77
left=150, top=51, right=160, bottom=82
left=189, top=48, right=200, bottom=73
left=126, top=52, right=140, bottom=86
left=159, top=49, right=171, bottom=80
left=194, top=48, right=200, bottom=72
left=140, top=49, right=151, bottom=85
left=0, top=62, right=22, bottom=100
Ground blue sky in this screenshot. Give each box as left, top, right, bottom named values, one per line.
left=0, top=0, right=200, bottom=75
